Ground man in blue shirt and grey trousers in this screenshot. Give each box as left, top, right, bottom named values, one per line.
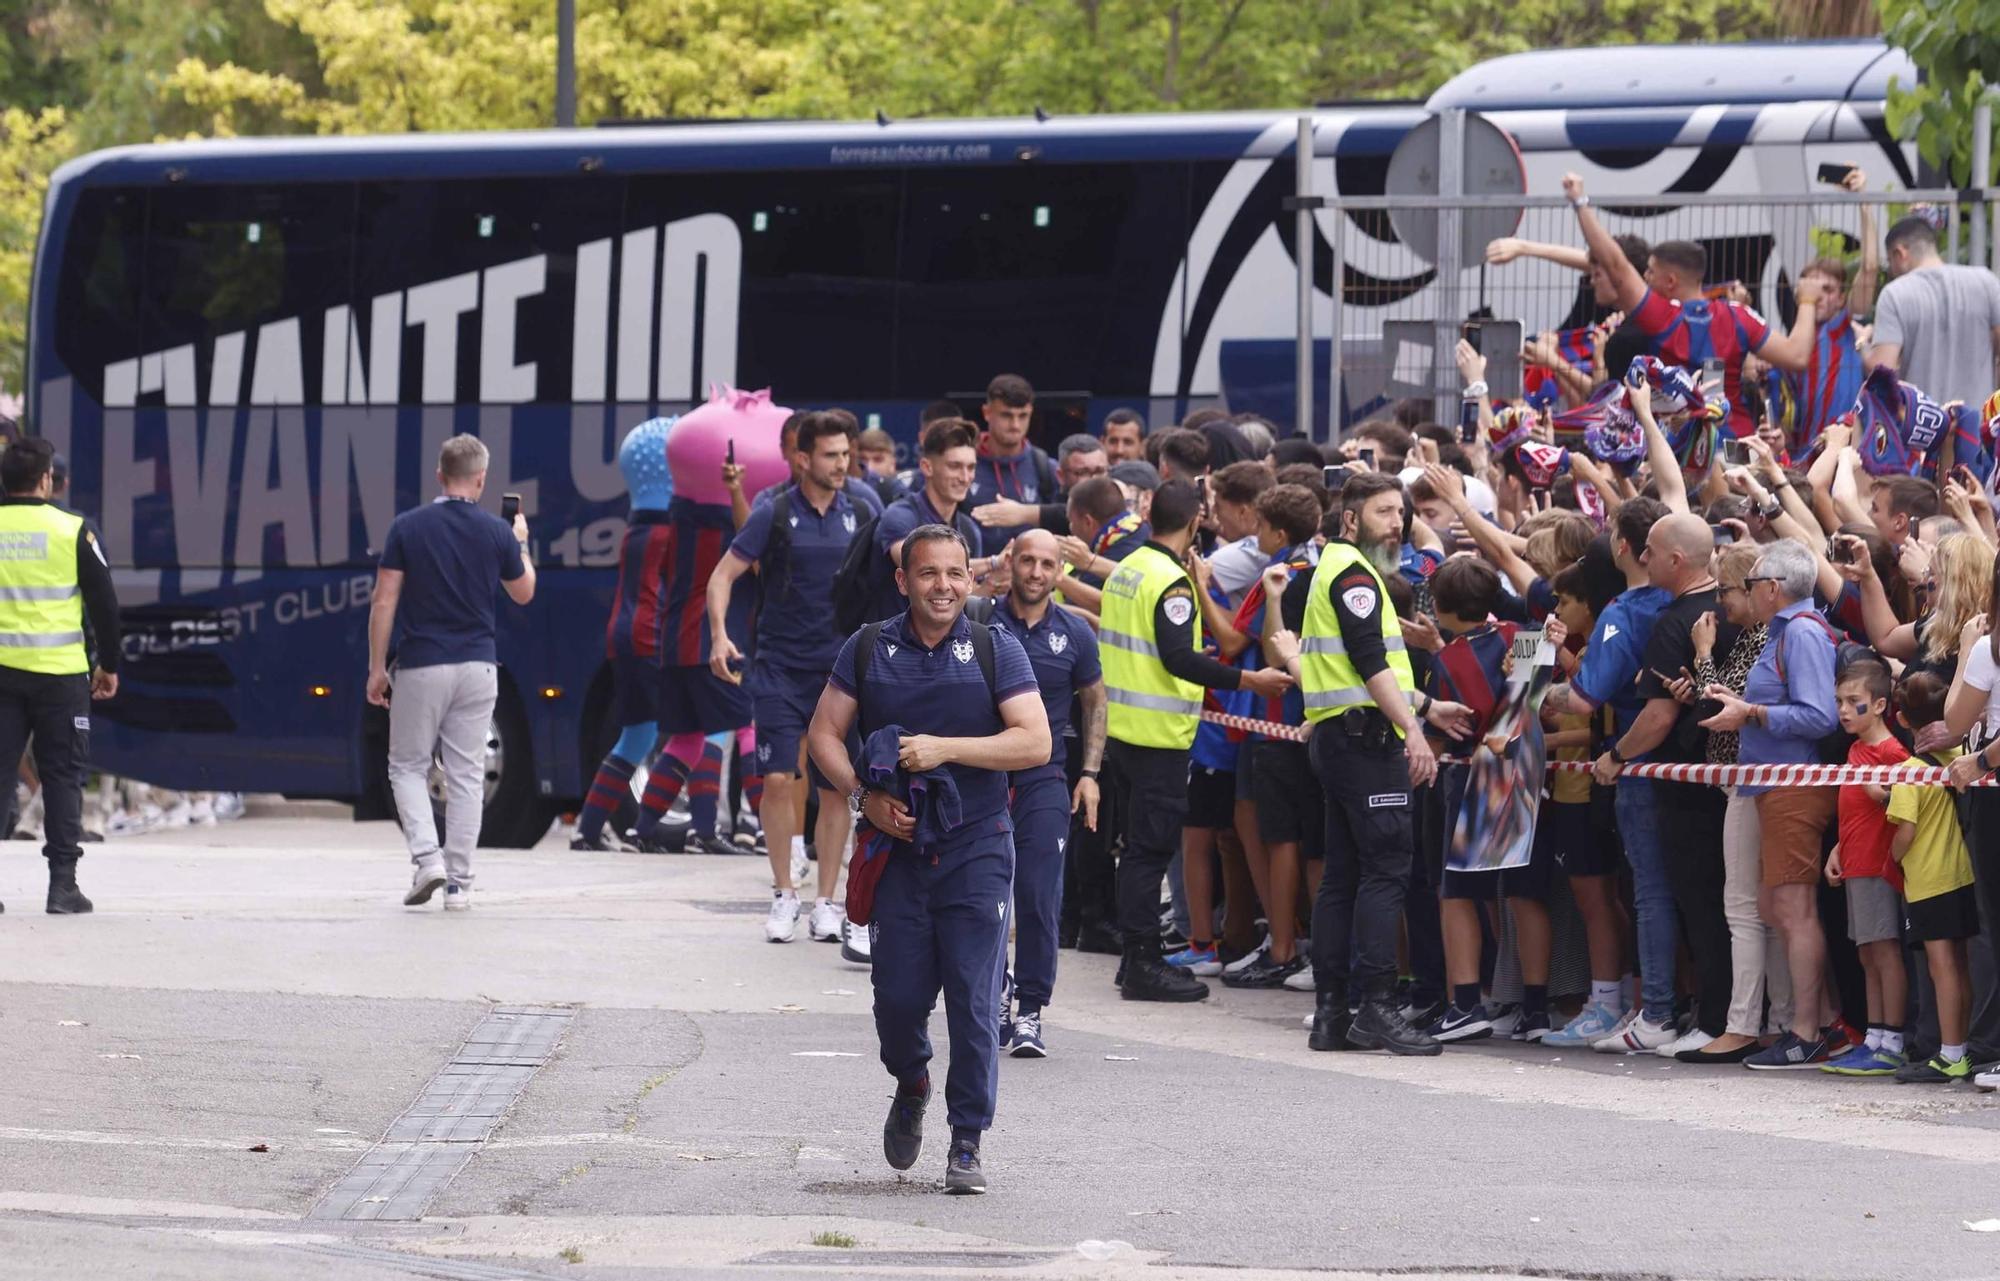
left=368, top=435, right=535, bottom=911
left=808, top=524, right=1050, bottom=1195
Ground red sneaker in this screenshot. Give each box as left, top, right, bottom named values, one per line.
left=1825, top=1017, right=1865, bottom=1057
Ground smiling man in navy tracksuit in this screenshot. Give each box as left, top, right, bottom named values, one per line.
left=807, top=524, right=1050, bottom=1195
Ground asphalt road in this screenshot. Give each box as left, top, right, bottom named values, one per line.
left=2, top=803, right=1999, bottom=1280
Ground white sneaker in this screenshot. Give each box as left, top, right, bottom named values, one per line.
left=1593, top=1012, right=1677, bottom=1054
left=213, top=793, right=246, bottom=822
left=808, top=899, right=843, bottom=943
left=840, top=918, right=873, bottom=964
left=442, top=884, right=471, bottom=912
left=188, top=796, right=217, bottom=826
left=765, top=893, right=801, bottom=943
left=1658, top=1028, right=1715, bottom=1059
left=160, top=800, right=192, bottom=829
left=104, top=808, right=151, bottom=837
left=1282, top=966, right=1316, bottom=992
left=789, top=845, right=812, bottom=888
left=1974, top=1066, right=2000, bottom=1092
left=1223, top=933, right=1271, bottom=975
left=404, top=864, right=447, bottom=906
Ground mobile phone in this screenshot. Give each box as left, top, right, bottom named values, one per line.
left=1322, top=464, right=1344, bottom=493
left=501, top=493, right=521, bottom=523
left=1461, top=322, right=1483, bottom=355
left=1459, top=398, right=1480, bottom=445
left=1359, top=447, right=1377, bottom=471
left=1710, top=522, right=1735, bottom=546
left=1816, top=162, right=1859, bottom=186
left=726, top=438, right=736, bottom=466
left=1719, top=437, right=1751, bottom=468
left=1832, top=538, right=1858, bottom=565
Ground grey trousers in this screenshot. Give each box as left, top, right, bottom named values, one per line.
left=388, top=661, right=498, bottom=886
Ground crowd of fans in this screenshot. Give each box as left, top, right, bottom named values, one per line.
left=597, top=164, right=2000, bottom=1087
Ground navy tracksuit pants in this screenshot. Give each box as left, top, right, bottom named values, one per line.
left=1007, top=773, right=1069, bottom=1012
left=871, top=832, right=1016, bottom=1132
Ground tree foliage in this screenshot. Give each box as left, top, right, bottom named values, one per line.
left=0, top=0, right=1905, bottom=394
left=1880, top=0, right=1998, bottom=184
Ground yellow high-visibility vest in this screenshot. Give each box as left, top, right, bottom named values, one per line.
left=0, top=502, right=89, bottom=676
left=1299, top=541, right=1414, bottom=734
left=1099, top=543, right=1202, bottom=750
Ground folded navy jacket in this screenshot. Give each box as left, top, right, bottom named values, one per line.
left=859, top=723, right=965, bottom=849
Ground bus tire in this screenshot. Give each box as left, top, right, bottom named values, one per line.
left=473, top=689, right=552, bottom=849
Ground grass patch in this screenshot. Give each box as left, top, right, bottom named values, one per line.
left=557, top=1244, right=584, bottom=1264
left=811, top=1230, right=857, bottom=1248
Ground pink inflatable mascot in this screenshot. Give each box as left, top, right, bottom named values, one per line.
left=667, top=385, right=793, bottom=505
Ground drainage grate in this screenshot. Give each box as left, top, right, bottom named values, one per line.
left=310, top=1006, right=573, bottom=1222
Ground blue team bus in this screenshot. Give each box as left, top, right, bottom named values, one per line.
left=25, top=39, right=1915, bottom=844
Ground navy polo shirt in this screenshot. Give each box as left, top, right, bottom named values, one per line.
left=729, top=485, right=860, bottom=671
left=379, top=497, right=526, bottom=669
left=991, top=595, right=1102, bottom=784
left=829, top=610, right=1039, bottom=843
left=870, top=488, right=974, bottom=620
left=753, top=474, right=884, bottom=516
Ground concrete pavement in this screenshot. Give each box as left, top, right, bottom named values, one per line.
left=2, top=804, right=1999, bottom=1279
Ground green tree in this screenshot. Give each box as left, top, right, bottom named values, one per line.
left=1879, top=0, right=1998, bottom=185
left=1, top=107, right=77, bottom=393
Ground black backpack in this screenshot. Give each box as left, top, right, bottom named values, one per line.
left=830, top=499, right=982, bottom=637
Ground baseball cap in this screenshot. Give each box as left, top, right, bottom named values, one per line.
left=1108, top=460, right=1162, bottom=491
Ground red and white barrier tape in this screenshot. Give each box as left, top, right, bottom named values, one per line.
left=1195, top=708, right=1999, bottom=787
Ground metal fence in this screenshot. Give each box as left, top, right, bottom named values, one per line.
left=1296, top=188, right=2000, bottom=435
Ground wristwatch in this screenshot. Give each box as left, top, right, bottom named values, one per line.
left=1570, top=194, right=1590, bottom=209
left=847, top=786, right=869, bottom=818
left=1080, top=767, right=1100, bottom=780
left=1608, top=744, right=1628, bottom=765
left=1759, top=495, right=1783, bottom=520
left=1461, top=380, right=1489, bottom=400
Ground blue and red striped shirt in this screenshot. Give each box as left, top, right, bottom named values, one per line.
left=1631, top=289, right=1771, bottom=437
left=1767, top=307, right=1862, bottom=457
left=605, top=499, right=749, bottom=666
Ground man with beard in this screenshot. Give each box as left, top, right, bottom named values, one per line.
left=1268, top=472, right=1472, bottom=1055
left=1098, top=479, right=1294, bottom=1002
left=807, top=525, right=1050, bottom=1195
left=990, top=530, right=1104, bottom=1058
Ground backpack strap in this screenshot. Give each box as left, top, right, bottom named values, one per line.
left=969, top=619, right=997, bottom=707
left=850, top=620, right=887, bottom=725
left=963, top=595, right=997, bottom=625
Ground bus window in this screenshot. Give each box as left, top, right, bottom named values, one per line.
left=355, top=175, right=625, bottom=405
left=625, top=170, right=901, bottom=405
left=51, top=187, right=146, bottom=407
left=142, top=183, right=354, bottom=404
left=895, top=162, right=1187, bottom=402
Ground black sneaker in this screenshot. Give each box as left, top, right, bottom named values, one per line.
left=683, top=833, right=739, bottom=856
left=1400, top=996, right=1445, bottom=1029
left=1075, top=922, right=1123, bottom=955
left=1222, top=953, right=1306, bottom=990
left=1119, top=956, right=1209, bottom=1003
left=1894, top=1054, right=1972, bottom=1084
left=882, top=1081, right=929, bottom=1171
left=944, top=1139, right=986, bottom=1194
left=1159, top=927, right=1190, bottom=953
left=1427, top=1003, right=1494, bottom=1043
left=1349, top=998, right=1443, bottom=1056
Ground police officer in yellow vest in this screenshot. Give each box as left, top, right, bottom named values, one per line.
left=1099, top=479, right=1292, bottom=1002
left=0, top=438, right=119, bottom=916
left=1269, top=472, right=1470, bottom=1054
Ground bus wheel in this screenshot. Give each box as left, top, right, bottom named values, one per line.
left=423, top=690, right=552, bottom=848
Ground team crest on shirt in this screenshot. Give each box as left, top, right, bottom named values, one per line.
left=1342, top=584, right=1377, bottom=616
left=886, top=643, right=898, bottom=657
left=952, top=639, right=974, bottom=664
left=1021, top=483, right=1039, bottom=502
left=842, top=512, right=856, bottom=533
left=1048, top=632, right=1068, bottom=655
left=788, top=514, right=799, bottom=528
